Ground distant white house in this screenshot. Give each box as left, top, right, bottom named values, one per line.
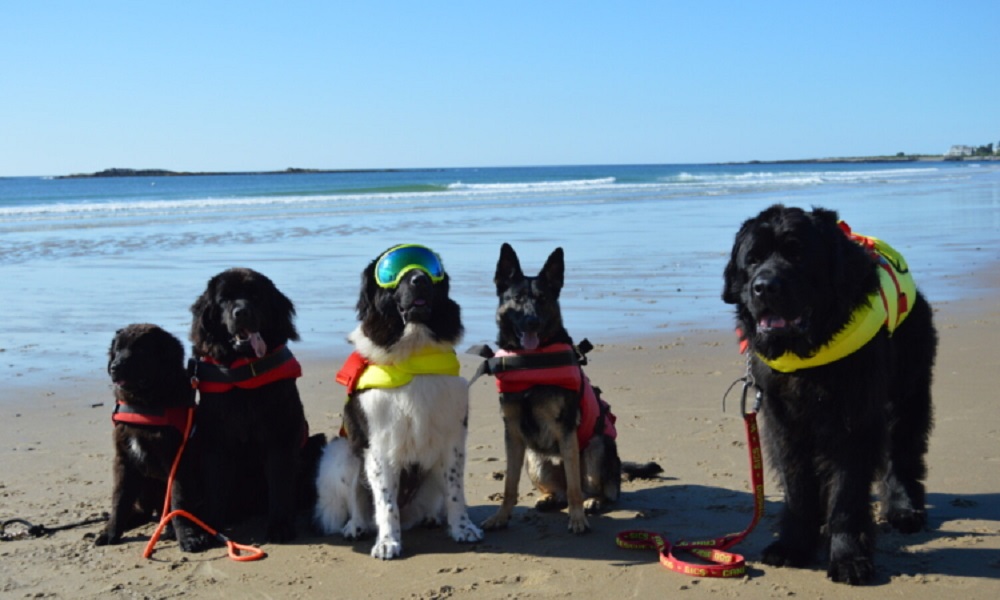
left=945, top=145, right=976, bottom=157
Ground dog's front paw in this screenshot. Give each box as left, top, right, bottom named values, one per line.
left=827, top=533, right=875, bottom=585
left=179, top=531, right=217, bottom=553
left=93, top=528, right=121, bottom=547
left=449, top=515, right=484, bottom=543
left=370, top=536, right=402, bottom=560
left=567, top=511, right=590, bottom=534
left=827, top=555, right=875, bottom=585
left=481, top=510, right=511, bottom=531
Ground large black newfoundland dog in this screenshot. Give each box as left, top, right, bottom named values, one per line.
left=722, top=205, right=936, bottom=585
left=190, top=268, right=321, bottom=543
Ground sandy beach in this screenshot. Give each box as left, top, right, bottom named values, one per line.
left=2, top=267, right=998, bottom=599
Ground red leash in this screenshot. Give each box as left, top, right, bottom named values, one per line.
left=616, top=379, right=764, bottom=578
left=141, top=406, right=266, bottom=562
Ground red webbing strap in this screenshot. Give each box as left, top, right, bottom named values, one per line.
left=616, top=411, right=764, bottom=578
left=142, top=407, right=266, bottom=562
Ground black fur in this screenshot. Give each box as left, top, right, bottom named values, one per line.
left=722, top=205, right=937, bottom=585
left=96, top=323, right=211, bottom=551
left=189, top=267, right=313, bottom=543
left=483, top=244, right=661, bottom=534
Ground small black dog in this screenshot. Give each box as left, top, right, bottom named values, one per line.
left=479, top=244, right=661, bottom=534
left=722, top=205, right=937, bottom=584
left=96, top=323, right=210, bottom=551
left=189, top=268, right=322, bottom=543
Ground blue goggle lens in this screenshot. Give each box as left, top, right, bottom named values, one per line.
left=374, top=245, right=446, bottom=288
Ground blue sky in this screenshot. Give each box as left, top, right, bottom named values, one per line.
left=2, top=1, right=997, bottom=176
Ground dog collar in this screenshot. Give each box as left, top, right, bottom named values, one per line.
left=756, top=223, right=916, bottom=373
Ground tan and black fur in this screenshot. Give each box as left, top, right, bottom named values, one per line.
left=481, top=244, right=661, bottom=534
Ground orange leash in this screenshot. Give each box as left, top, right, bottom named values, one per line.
left=616, top=378, right=764, bottom=578
left=141, top=407, right=266, bottom=562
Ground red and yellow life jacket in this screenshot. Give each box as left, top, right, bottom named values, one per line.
left=755, top=222, right=917, bottom=373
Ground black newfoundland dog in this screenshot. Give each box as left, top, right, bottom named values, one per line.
left=722, top=205, right=936, bottom=585
left=96, top=323, right=210, bottom=551
left=189, top=267, right=322, bottom=543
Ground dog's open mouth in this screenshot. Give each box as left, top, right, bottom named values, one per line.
left=757, top=314, right=805, bottom=334
left=233, top=330, right=267, bottom=358
left=398, top=296, right=431, bottom=323
left=519, top=331, right=540, bottom=351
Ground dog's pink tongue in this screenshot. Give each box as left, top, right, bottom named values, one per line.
left=520, top=331, right=540, bottom=350
left=249, top=332, right=267, bottom=358
left=760, top=316, right=788, bottom=329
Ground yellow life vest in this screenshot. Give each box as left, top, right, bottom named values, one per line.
left=336, top=347, right=461, bottom=394
left=759, top=224, right=916, bottom=373
left=355, top=348, right=460, bottom=389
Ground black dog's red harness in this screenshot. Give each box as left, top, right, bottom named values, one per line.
left=469, top=339, right=617, bottom=450
left=190, top=345, right=302, bottom=393
left=189, top=344, right=310, bottom=445
left=112, top=401, right=193, bottom=435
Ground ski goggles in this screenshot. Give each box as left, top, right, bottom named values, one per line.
left=374, top=244, right=446, bottom=288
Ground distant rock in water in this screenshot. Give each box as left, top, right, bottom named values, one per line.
left=60, top=168, right=181, bottom=178
left=57, top=167, right=419, bottom=179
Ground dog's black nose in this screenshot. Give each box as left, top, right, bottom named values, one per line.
left=752, top=275, right=780, bottom=298
left=403, top=269, right=432, bottom=289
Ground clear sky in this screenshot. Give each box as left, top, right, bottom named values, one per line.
left=2, top=1, right=997, bottom=176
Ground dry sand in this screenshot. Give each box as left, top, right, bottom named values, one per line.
left=2, top=285, right=999, bottom=598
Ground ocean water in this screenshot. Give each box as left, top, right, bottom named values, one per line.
left=2, top=162, right=999, bottom=393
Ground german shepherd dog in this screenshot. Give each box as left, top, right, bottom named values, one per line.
left=480, top=244, right=661, bottom=534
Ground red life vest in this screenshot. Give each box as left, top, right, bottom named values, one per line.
left=493, top=344, right=617, bottom=449
left=193, top=345, right=302, bottom=394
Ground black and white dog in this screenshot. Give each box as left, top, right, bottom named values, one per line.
left=314, top=244, right=483, bottom=559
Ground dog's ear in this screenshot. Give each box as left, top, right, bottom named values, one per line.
left=495, top=243, right=524, bottom=294
left=189, top=280, right=221, bottom=348
left=722, top=220, right=753, bottom=305
left=813, top=208, right=880, bottom=312
left=539, top=247, right=565, bottom=296
left=356, top=259, right=380, bottom=322
left=271, top=284, right=300, bottom=343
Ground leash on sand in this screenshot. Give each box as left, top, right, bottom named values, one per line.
left=1, top=515, right=109, bottom=542
left=615, top=369, right=765, bottom=578
left=142, top=404, right=266, bottom=562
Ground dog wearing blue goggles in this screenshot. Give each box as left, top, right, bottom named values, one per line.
left=374, top=244, right=447, bottom=289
